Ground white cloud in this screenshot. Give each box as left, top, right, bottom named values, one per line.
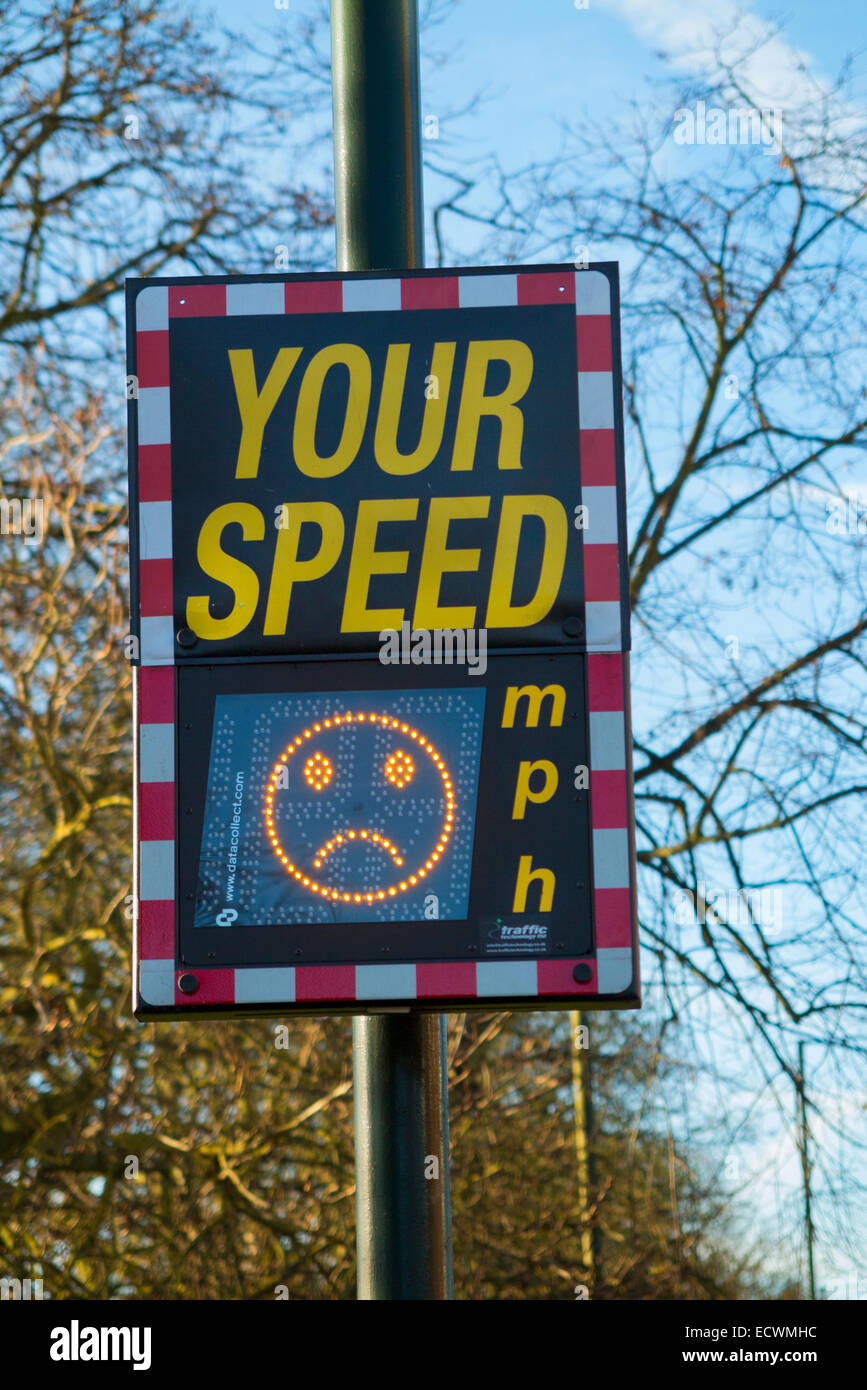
left=599, top=0, right=865, bottom=185
left=600, top=0, right=816, bottom=108
left=594, top=0, right=861, bottom=129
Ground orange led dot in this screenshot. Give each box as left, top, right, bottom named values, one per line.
left=354, top=894, right=362, bottom=902
left=399, top=882, right=407, bottom=891
left=343, top=893, right=351, bottom=902
left=304, top=752, right=333, bottom=790
left=377, top=891, right=385, bottom=900
left=388, top=887, right=396, bottom=896
left=365, top=894, right=374, bottom=903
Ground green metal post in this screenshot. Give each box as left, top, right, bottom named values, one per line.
left=330, top=0, right=454, bottom=1301
left=353, top=1011, right=453, bottom=1299
left=331, top=0, right=424, bottom=272
left=797, top=1042, right=817, bottom=1300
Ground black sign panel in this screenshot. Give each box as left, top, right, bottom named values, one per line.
left=168, top=305, right=585, bottom=657
left=176, top=654, right=592, bottom=972
left=127, top=265, right=638, bottom=1018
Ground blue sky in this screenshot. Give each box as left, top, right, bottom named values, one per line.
left=209, top=0, right=865, bottom=191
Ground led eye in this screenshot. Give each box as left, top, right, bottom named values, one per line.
left=385, top=749, right=414, bottom=789
left=304, top=751, right=333, bottom=790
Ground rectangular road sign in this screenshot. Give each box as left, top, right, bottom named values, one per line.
left=126, top=264, right=639, bottom=1017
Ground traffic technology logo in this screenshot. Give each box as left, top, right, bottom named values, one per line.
left=264, top=710, right=456, bottom=905
left=193, top=687, right=485, bottom=926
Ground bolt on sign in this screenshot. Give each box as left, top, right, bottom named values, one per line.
left=125, top=264, right=639, bottom=1018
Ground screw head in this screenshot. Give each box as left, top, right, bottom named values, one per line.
left=572, top=962, right=593, bottom=984
left=176, top=628, right=197, bottom=649
left=178, top=972, right=199, bottom=994
left=562, top=615, right=583, bottom=638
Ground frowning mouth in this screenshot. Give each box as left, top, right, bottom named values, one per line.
left=313, top=829, right=404, bottom=870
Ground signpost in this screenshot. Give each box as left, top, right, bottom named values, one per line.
left=125, top=0, right=638, bottom=1302
left=127, top=261, right=637, bottom=1018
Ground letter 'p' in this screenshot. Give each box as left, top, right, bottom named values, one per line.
left=512, top=759, right=558, bottom=819
left=263, top=502, right=344, bottom=635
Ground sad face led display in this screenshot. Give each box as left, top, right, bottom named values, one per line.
left=264, top=711, right=456, bottom=905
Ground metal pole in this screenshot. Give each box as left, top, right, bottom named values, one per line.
left=797, top=1042, right=817, bottom=1299
left=353, top=1012, right=453, bottom=1299
left=331, top=0, right=424, bottom=273
left=570, top=1010, right=600, bottom=1292
left=330, top=0, right=453, bottom=1301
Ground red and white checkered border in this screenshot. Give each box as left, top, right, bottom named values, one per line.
left=133, top=269, right=634, bottom=1010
